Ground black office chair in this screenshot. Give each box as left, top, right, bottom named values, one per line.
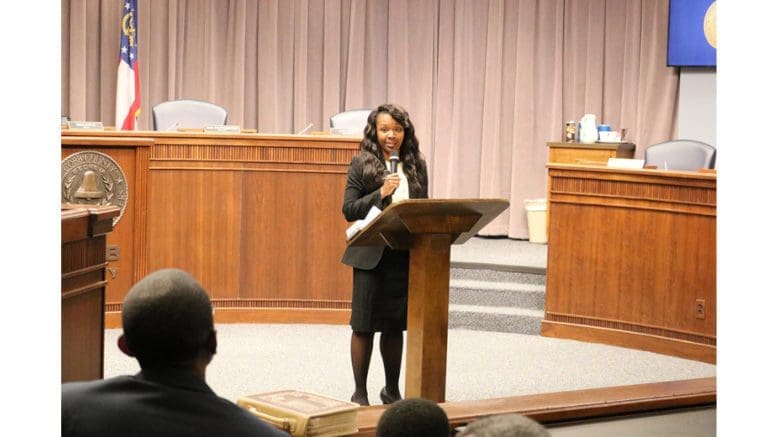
left=643, top=139, right=716, bottom=171
left=152, top=99, right=228, bottom=131
left=329, top=108, right=371, bottom=135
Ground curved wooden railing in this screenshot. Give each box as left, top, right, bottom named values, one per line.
left=352, top=377, right=716, bottom=436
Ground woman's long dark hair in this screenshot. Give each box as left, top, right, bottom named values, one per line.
left=359, top=103, right=427, bottom=196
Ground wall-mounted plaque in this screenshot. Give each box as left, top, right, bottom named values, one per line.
left=61, top=151, right=128, bottom=226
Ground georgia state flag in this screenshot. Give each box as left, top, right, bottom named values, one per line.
left=115, top=0, right=141, bottom=130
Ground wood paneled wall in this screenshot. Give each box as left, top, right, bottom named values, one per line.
left=61, top=136, right=152, bottom=303
left=542, top=164, right=716, bottom=363
left=62, top=131, right=360, bottom=326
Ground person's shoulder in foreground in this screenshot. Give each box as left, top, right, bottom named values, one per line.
left=61, top=268, right=288, bottom=437
left=376, top=397, right=450, bottom=437
left=456, top=413, right=550, bottom=437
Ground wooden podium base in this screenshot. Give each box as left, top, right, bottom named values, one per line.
left=406, top=234, right=452, bottom=401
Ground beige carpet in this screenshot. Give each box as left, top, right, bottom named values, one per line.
left=104, top=323, right=715, bottom=406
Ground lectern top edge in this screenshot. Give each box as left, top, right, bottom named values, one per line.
left=383, top=197, right=509, bottom=213
left=347, top=198, right=509, bottom=248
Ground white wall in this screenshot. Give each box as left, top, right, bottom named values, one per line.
left=677, top=68, right=717, bottom=148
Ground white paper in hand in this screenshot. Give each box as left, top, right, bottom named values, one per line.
left=346, top=206, right=382, bottom=240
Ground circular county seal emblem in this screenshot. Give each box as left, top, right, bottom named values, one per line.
left=62, top=151, right=129, bottom=226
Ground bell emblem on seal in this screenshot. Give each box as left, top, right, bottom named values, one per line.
left=74, top=170, right=104, bottom=201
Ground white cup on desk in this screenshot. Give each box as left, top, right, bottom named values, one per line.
left=598, top=131, right=621, bottom=142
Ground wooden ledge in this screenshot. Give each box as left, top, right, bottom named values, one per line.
left=352, top=377, right=715, bottom=436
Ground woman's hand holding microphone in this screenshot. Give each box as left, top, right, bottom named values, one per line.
left=380, top=173, right=400, bottom=199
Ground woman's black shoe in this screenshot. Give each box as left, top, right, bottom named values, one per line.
left=379, top=387, right=402, bottom=405
left=351, top=393, right=370, bottom=406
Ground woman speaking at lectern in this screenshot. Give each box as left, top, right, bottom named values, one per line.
left=340, top=103, right=429, bottom=406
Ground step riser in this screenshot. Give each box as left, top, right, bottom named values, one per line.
left=449, top=312, right=542, bottom=336
left=448, top=267, right=546, bottom=334
left=451, top=268, right=546, bottom=286
left=450, top=287, right=545, bottom=311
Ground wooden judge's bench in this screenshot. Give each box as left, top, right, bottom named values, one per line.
left=546, top=141, right=636, bottom=164
left=62, top=130, right=361, bottom=327
left=542, top=163, right=716, bottom=363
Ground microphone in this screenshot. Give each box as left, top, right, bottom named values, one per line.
left=389, top=151, right=399, bottom=174
left=296, top=123, right=314, bottom=135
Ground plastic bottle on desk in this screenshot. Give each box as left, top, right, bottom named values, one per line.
left=579, top=114, right=598, bottom=144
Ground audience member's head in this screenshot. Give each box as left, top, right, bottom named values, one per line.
left=376, top=397, right=450, bottom=437
left=63, top=268, right=288, bottom=436
left=457, top=413, right=550, bottom=437
left=118, top=268, right=216, bottom=373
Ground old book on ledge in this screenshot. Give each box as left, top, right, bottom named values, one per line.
left=237, top=390, right=360, bottom=437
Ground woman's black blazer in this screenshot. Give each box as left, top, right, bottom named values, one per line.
left=340, top=153, right=428, bottom=270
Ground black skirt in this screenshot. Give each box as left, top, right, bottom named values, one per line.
left=349, top=247, right=409, bottom=333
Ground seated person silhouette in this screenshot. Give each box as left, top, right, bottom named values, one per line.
left=61, top=268, right=288, bottom=437
left=375, top=397, right=450, bottom=437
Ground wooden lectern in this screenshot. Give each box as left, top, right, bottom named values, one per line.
left=347, top=198, right=509, bottom=402
left=62, top=204, right=121, bottom=382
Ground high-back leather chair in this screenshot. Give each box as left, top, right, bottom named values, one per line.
left=643, top=139, right=716, bottom=171
left=329, top=108, right=371, bottom=135
left=152, top=99, right=228, bottom=131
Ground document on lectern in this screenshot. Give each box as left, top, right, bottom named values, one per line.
left=345, top=206, right=382, bottom=240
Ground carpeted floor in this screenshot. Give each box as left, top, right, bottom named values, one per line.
left=103, top=323, right=715, bottom=406
left=103, top=237, right=715, bottom=405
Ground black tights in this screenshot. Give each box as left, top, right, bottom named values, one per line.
left=350, top=330, right=403, bottom=405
